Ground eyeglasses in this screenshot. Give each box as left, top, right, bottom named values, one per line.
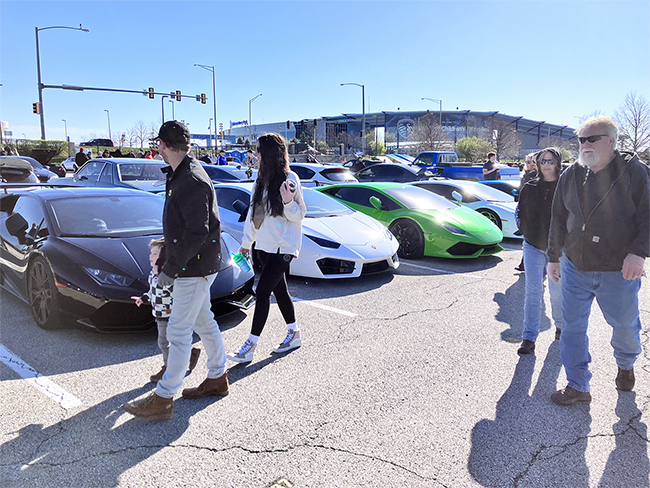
left=540, top=159, right=555, bottom=165
left=578, top=134, right=608, bottom=144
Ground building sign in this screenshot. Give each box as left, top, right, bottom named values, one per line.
left=230, top=120, right=248, bottom=128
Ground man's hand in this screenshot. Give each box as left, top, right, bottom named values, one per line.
left=157, top=271, right=174, bottom=288
left=239, top=247, right=250, bottom=256
left=547, top=262, right=561, bottom=283
left=622, top=253, right=645, bottom=280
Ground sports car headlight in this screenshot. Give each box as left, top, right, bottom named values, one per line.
left=82, top=267, right=134, bottom=287
left=441, top=224, right=467, bottom=235
left=384, top=228, right=394, bottom=240
left=305, top=235, right=341, bottom=249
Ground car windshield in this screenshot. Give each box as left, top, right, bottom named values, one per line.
left=117, top=162, right=167, bottom=181
left=456, top=182, right=514, bottom=202
left=49, top=195, right=164, bottom=237
left=383, top=186, right=459, bottom=210
left=304, top=188, right=353, bottom=217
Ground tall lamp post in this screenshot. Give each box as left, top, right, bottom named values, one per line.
left=62, top=119, right=68, bottom=141
left=35, top=24, right=89, bottom=140
left=161, top=95, right=169, bottom=122
left=104, top=109, right=112, bottom=143
left=421, top=97, right=443, bottom=125
left=169, top=99, right=175, bottom=120
left=194, top=64, right=217, bottom=156
left=341, top=83, right=365, bottom=154
left=208, top=118, right=213, bottom=153
left=248, top=93, right=262, bottom=146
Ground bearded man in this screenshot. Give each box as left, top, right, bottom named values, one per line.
left=547, top=115, right=649, bottom=406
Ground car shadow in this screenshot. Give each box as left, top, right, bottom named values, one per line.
left=285, top=270, right=395, bottom=300
left=396, top=254, right=504, bottom=276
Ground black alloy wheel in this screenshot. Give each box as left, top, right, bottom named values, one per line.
left=478, top=209, right=502, bottom=229
left=28, top=256, right=62, bottom=329
left=389, top=220, right=425, bottom=259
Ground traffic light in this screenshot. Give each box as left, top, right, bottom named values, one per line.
left=200, top=93, right=206, bottom=104
left=287, top=120, right=291, bottom=129
left=32, top=102, right=41, bottom=114
left=148, top=87, right=154, bottom=99
left=175, top=90, right=182, bottom=101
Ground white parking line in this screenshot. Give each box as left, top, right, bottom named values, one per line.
left=400, top=261, right=484, bottom=278
left=293, top=297, right=358, bottom=317
left=0, top=344, right=82, bottom=410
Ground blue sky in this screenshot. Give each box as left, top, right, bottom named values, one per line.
left=1, top=0, right=648, bottom=143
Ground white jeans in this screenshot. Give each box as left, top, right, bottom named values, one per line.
left=155, top=274, right=226, bottom=398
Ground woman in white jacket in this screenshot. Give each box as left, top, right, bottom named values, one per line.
left=227, top=133, right=307, bottom=363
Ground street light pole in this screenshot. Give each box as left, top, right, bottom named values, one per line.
left=169, top=99, right=175, bottom=120
left=248, top=93, right=262, bottom=146
left=161, top=95, right=169, bottom=122
left=421, top=97, right=443, bottom=125
left=35, top=24, right=89, bottom=140
left=194, top=64, right=217, bottom=156
left=341, top=83, right=365, bottom=154
left=62, top=119, right=68, bottom=141
left=208, top=118, right=213, bottom=153
left=104, top=109, right=111, bottom=142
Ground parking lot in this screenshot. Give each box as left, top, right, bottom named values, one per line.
left=1, top=241, right=648, bottom=487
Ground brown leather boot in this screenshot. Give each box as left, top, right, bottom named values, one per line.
left=188, top=347, right=201, bottom=372
left=122, top=392, right=173, bottom=420
left=182, top=372, right=229, bottom=399
left=150, top=365, right=166, bottom=383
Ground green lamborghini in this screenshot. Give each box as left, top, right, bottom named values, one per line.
left=317, top=183, right=503, bottom=259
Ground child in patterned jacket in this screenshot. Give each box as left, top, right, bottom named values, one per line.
left=132, top=238, right=201, bottom=383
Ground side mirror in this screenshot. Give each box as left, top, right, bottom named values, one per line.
left=369, top=196, right=387, bottom=211
left=233, top=199, right=248, bottom=222
left=451, top=191, right=463, bottom=203
left=6, top=212, right=28, bottom=237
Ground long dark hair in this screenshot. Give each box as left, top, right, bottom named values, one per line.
left=252, top=133, right=289, bottom=217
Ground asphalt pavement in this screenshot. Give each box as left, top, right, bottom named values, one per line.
left=1, top=241, right=648, bottom=487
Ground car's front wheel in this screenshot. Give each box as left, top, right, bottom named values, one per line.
left=27, top=256, right=62, bottom=330
left=478, top=209, right=502, bottom=229
left=389, top=220, right=424, bottom=259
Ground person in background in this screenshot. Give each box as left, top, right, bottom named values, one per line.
left=75, top=147, right=90, bottom=168
left=244, top=149, right=258, bottom=169
left=217, top=149, right=228, bottom=165
left=132, top=238, right=201, bottom=383
left=482, top=152, right=500, bottom=180
left=516, top=148, right=564, bottom=354
left=514, top=152, right=539, bottom=272
left=547, top=116, right=649, bottom=406
left=144, top=150, right=153, bottom=159
left=227, top=133, right=307, bottom=363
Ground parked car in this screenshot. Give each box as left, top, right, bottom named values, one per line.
left=342, top=157, right=383, bottom=173
left=0, top=157, right=39, bottom=184
left=354, top=163, right=434, bottom=183
left=80, top=138, right=114, bottom=147
left=411, top=179, right=522, bottom=238
left=202, top=163, right=256, bottom=183
left=318, top=183, right=503, bottom=259
left=480, top=179, right=520, bottom=197
left=0, top=156, right=59, bottom=183
left=289, top=163, right=357, bottom=187
left=56, top=158, right=167, bottom=192
left=215, top=183, right=399, bottom=278
left=0, top=186, right=255, bottom=331
left=60, top=157, right=77, bottom=173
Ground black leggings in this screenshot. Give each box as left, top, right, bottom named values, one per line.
left=251, top=250, right=296, bottom=337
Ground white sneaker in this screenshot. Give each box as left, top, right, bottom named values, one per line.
left=273, top=330, right=302, bottom=353
left=227, top=340, right=256, bottom=363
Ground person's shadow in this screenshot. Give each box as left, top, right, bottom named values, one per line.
left=598, top=391, right=650, bottom=487
left=0, top=383, right=227, bottom=488
left=468, top=342, right=592, bottom=487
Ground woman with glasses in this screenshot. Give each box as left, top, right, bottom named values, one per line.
left=516, top=147, right=564, bottom=354
left=227, top=133, right=307, bottom=363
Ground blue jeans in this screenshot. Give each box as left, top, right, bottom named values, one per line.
left=522, top=241, right=563, bottom=342
left=155, top=274, right=227, bottom=399
left=560, top=258, right=642, bottom=392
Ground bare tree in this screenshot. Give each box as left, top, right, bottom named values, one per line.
left=485, top=118, right=521, bottom=160
left=613, top=91, right=650, bottom=153
left=132, top=120, right=150, bottom=149
left=411, top=113, right=450, bottom=152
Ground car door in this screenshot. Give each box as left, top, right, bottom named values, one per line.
left=0, top=195, right=49, bottom=298
left=215, top=187, right=250, bottom=243
left=73, top=161, right=107, bottom=186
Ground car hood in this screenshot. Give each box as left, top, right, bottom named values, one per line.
left=416, top=206, right=503, bottom=241
left=127, top=180, right=167, bottom=192
left=303, top=212, right=387, bottom=246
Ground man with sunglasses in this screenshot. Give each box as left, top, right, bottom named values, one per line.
left=547, top=116, right=649, bottom=406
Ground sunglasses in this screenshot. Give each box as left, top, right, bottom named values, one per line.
left=578, top=134, right=608, bottom=144
left=540, top=159, right=555, bottom=165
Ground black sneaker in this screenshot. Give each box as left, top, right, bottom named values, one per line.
left=616, top=367, right=634, bottom=391
left=517, top=339, right=535, bottom=354
left=551, top=386, right=591, bottom=406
